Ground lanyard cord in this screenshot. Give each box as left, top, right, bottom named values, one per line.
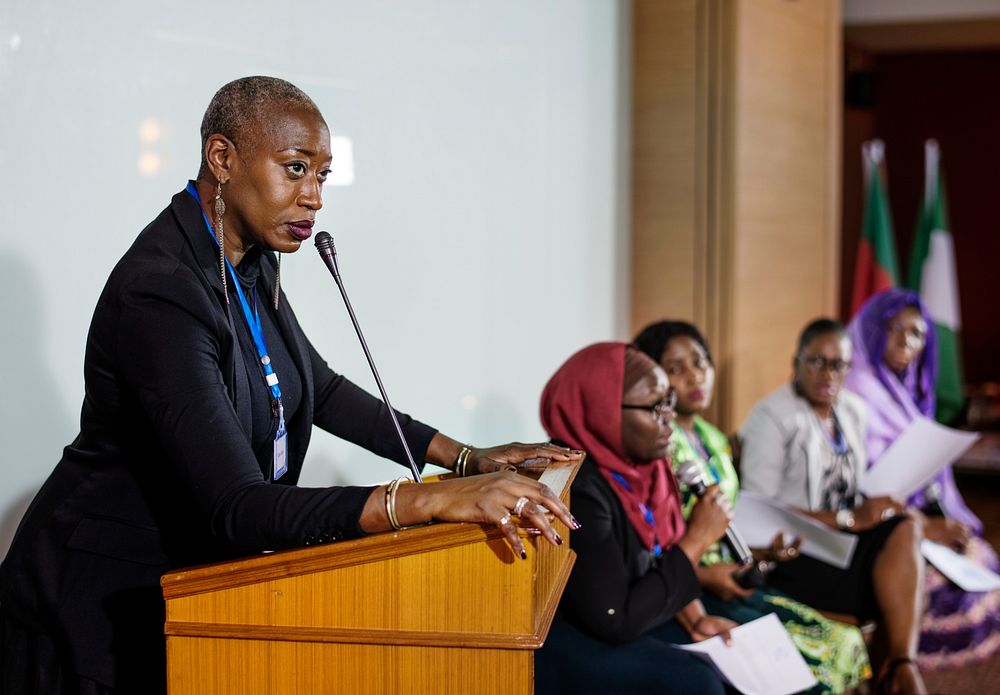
left=610, top=471, right=663, bottom=558
left=186, top=183, right=284, bottom=419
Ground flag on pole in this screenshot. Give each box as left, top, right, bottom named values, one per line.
left=908, top=139, right=965, bottom=424
left=851, top=140, right=901, bottom=316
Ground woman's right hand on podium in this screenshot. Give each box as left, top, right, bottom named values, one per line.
left=382, top=471, right=581, bottom=560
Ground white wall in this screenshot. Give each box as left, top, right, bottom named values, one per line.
left=0, top=1, right=630, bottom=557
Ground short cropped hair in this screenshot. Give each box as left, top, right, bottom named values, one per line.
left=633, top=320, right=714, bottom=366
left=795, top=318, right=847, bottom=356
left=199, top=76, right=319, bottom=173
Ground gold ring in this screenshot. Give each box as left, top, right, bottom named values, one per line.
left=513, top=496, right=530, bottom=516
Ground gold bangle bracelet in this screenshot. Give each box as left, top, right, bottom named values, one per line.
left=458, top=446, right=472, bottom=478
left=386, top=477, right=408, bottom=531
left=456, top=445, right=472, bottom=477
left=384, top=479, right=398, bottom=530
left=387, top=477, right=429, bottom=532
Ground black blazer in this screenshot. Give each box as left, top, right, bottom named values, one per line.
left=559, top=459, right=700, bottom=644
left=0, top=188, right=436, bottom=689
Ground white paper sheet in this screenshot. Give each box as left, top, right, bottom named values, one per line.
left=733, top=491, right=858, bottom=569
left=921, top=540, right=1000, bottom=593
left=677, top=613, right=817, bottom=695
left=538, top=464, right=574, bottom=500
left=535, top=463, right=576, bottom=514
left=860, top=418, right=981, bottom=499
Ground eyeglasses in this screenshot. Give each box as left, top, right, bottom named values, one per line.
left=622, top=389, right=678, bottom=424
left=887, top=322, right=927, bottom=344
left=798, top=355, right=851, bottom=375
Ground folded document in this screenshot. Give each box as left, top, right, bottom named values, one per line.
left=733, top=490, right=857, bottom=569
left=677, top=613, right=817, bottom=695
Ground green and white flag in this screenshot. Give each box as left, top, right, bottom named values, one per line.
left=907, top=139, right=964, bottom=424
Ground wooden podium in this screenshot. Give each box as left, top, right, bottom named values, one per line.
left=160, top=464, right=578, bottom=694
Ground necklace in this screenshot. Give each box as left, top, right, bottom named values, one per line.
left=818, top=413, right=848, bottom=455
left=678, top=425, right=710, bottom=463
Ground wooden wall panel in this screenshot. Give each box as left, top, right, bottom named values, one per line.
left=727, top=0, right=841, bottom=426
left=631, top=0, right=841, bottom=431
left=631, top=0, right=702, bottom=330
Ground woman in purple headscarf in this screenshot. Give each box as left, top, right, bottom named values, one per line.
left=846, top=288, right=1000, bottom=669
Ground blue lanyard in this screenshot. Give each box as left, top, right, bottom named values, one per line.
left=610, top=471, right=663, bottom=558
left=822, top=417, right=849, bottom=456
left=186, top=182, right=284, bottom=423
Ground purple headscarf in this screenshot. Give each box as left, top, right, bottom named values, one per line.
left=845, top=289, right=981, bottom=532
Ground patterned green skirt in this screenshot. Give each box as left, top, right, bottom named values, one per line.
left=700, top=585, right=871, bottom=693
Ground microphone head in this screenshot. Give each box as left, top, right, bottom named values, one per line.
left=674, top=459, right=711, bottom=491
left=314, top=231, right=335, bottom=252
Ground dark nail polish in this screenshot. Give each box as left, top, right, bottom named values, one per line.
left=520, top=549, right=527, bottom=560
left=555, top=534, right=564, bottom=545
left=571, top=517, right=582, bottom=530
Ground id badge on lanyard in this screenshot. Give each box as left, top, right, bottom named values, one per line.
left=273, top=404, right=289, bottom=481
left=187, top=181, right=289, bottom=481
left=250, top=338, right=289, bottom=482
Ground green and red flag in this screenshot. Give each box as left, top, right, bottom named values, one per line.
left=908, top=139, right=965, bottom=424
left=851, top=140, right=901, bottom=316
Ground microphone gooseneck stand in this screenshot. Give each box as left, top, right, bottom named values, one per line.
left=314, top=231, right=423, bottom=483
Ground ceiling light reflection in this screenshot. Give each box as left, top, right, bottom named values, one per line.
left=137, top=152, right=161, bottom=176
left=138, top=118, right=162, bottom=144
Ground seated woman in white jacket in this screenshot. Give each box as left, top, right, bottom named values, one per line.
left=740, top=318, right=927, bottom=695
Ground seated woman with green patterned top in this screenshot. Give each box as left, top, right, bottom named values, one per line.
left=634, top=320, right=871, bottom=694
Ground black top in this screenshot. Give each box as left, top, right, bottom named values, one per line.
left=0, top=187, right=438, bottom=689
left=229, top=247, right=303, bottom=474
left=561, top=459, right=701, bottom=645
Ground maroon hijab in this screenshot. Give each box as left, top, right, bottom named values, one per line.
left=540, top=342, right=686, bottom=551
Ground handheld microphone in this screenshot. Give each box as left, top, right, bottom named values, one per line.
left=675, top=459, right=765, bottom=589
left=314, top=231, right=423, bottom=483
left=923, top=481, right=946, bottom=518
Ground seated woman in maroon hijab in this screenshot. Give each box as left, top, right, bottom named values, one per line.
left=534, top=343, right=735, bottom=695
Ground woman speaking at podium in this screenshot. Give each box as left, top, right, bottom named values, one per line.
left=0, top=76, right=581, bottom=695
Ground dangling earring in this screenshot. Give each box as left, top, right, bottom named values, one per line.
left=272, top=253, right=282, bottom=311
left=214, top=181, right=229, bottom=304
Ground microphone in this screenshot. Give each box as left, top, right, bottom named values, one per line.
left=675, top=459, right=765, bottom=589
left=314, top=232, right=423, bottom=484
left=923, top=481, right=946, bottom=517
